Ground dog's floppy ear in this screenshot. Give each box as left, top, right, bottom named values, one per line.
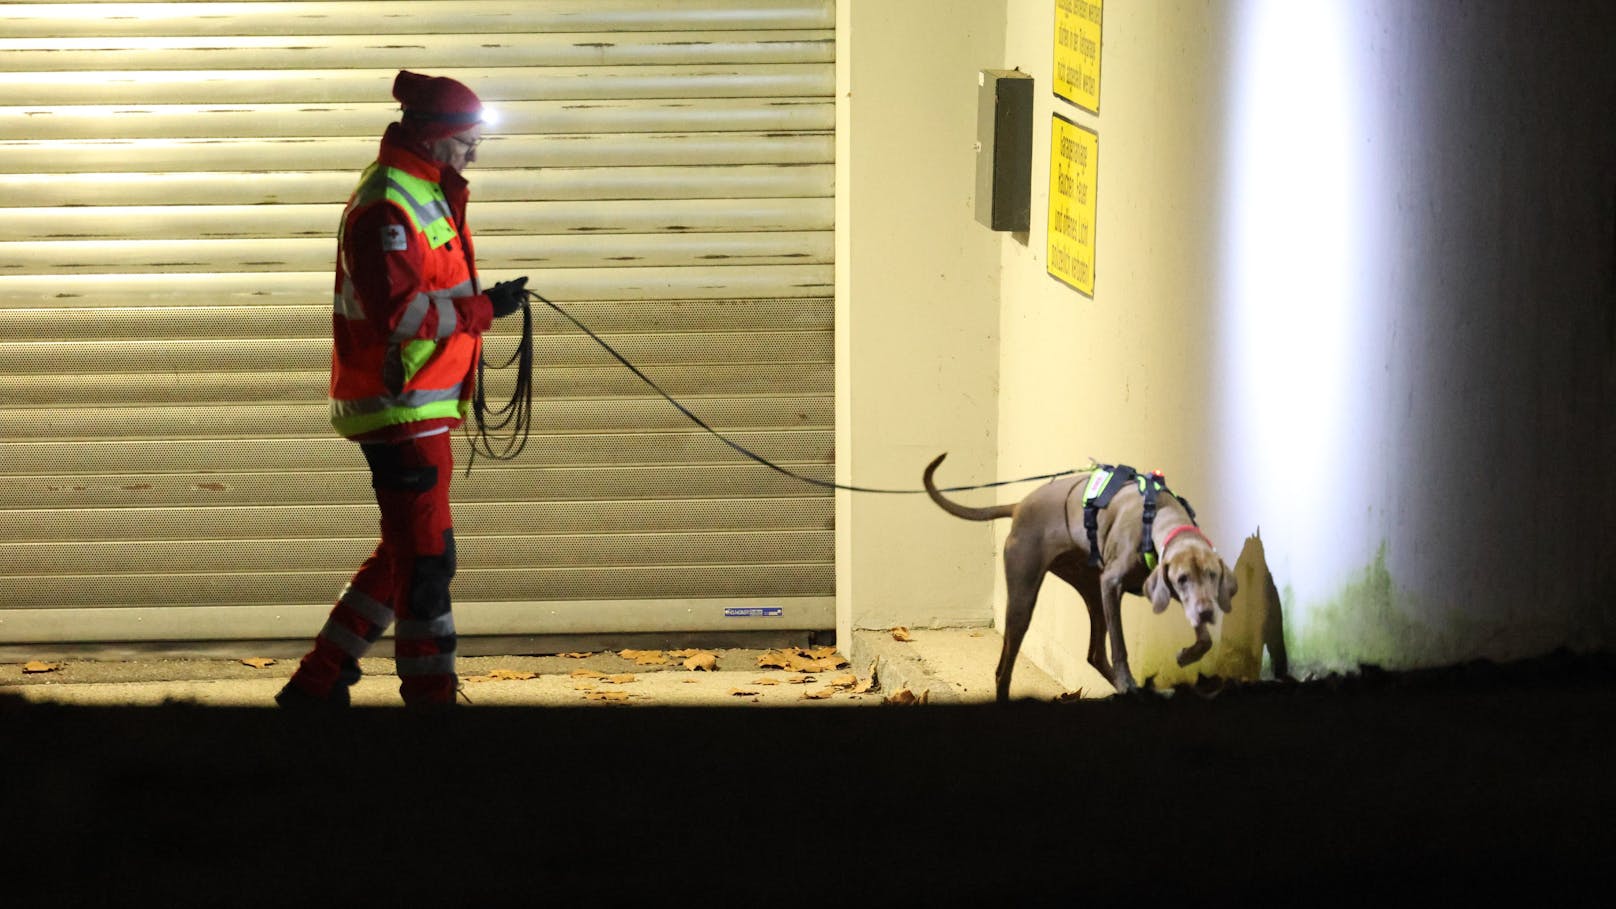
left=1218, top=562, right=1238, bottom=613
left=1145, top=563, right=1173, bottom=614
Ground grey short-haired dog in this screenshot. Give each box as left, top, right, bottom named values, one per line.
left=923, top=453, right=1236, bottom=700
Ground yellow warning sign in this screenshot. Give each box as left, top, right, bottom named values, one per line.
left=1047, top=114, right=1097, bottom=297
left=1053, top=0, right=1103, bottom=113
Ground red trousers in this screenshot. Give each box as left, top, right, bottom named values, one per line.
left=288, top=431, right=460, bottom=705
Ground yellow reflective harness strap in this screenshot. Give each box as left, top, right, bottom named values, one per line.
left=1082, top=464, right=1132, bottom=568
left=1083, top=468, right=1112, bottom=503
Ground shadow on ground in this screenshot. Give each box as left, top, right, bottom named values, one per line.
left=4, top=649, right=1613, bottom=904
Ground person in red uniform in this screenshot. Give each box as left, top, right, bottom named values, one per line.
left=277, top=70, right=528, bottom=708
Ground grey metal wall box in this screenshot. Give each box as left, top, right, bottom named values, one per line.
left=975, top=69, right=1034, bottom=231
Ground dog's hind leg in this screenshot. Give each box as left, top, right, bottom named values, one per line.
left=995, top=532, right=1046, bottom=704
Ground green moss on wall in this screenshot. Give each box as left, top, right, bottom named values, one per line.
left=1286, top=543, right=1475, bottom=673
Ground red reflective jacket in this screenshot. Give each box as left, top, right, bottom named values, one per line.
left=329, top=124, right=494, bottom=442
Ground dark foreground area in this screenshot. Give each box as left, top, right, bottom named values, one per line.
left=4, top=650, right=1614, bottom=905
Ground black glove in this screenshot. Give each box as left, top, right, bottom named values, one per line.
left=486, top=276, right=529, bottom=318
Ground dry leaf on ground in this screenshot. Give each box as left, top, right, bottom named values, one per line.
left=828, top=673, right=858, bottom=688
left=571, top=669, right=608, bottom=679
left=489, top=669, right=537, bottom=681
left=751, top=677, right=781, bottom=686
left=884, top=688, right=918, bottom=705
left=560, top=652, right=593, bottom=659
left=22, top=661, right=61, bottom=674
left=683, top=652, right=718, bottom=672
left=571, top=681, right=596, bottom=691
left=584, top=690, right=632, bottom=702
left=891, top=627, right=912, bottom=642
left=802, top=687, right=836, bottom=700
left=853, top=676, right=876, bottom=694
left=667, top=648, right=703, bottom=658
left=240, top=657, right=276, bottom=669
left=757, top=647, right=848, bottom=673
left=606, top=673, right=637, bottom=684
left=619, top=649, right=669, bottom=666
left=729, top=688, right=758, bottom=697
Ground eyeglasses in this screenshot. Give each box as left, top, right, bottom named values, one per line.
left=449, top=135, right=484, bottom=151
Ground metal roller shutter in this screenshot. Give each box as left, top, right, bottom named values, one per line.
left=0, top=0, right=836, bottom=657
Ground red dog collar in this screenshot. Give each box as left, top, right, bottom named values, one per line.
left=1160, top=524, right=1212, bottom=557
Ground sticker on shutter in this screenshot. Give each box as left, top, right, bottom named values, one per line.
left=380, top=224, right=409, bottom=251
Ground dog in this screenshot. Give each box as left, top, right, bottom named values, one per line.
left=923, top=453, right=1236, bottom=700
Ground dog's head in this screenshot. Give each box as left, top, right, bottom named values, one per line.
left=1144, top=541, right=1236, bottom=666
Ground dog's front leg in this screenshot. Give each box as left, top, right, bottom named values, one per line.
left=1099, top=573, right=1138, bottom=692
left=1056, top=568, right=1111, bottom=681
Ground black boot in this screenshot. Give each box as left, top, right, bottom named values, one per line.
left=274, top=679, right=351, bottom=709
left=336, top=656, right=362, bottom=688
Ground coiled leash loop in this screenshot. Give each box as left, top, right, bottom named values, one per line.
left=520, top=289, right=1077, bottom=495
left=463, top=289, right=535, bottom=476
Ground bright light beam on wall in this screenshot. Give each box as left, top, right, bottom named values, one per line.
left=1216, top=0, right=1388, bottom=646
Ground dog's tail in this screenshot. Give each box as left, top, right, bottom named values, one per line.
left=922, top=453, right=1017, bottom=521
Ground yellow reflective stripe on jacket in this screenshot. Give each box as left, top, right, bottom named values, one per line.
left=386, top=175, right=457, bottom=249
left=347, top=164, right=458, bottom=250
left=400, top=339, right=436, bottom=383
left=330, top=387, right=467, bottom=437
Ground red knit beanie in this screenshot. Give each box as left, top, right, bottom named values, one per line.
left=392, top=70, right=484, bottom=140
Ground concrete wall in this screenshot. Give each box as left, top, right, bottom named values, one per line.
left=839, top=0, right=1616, bottom=685
left=1207, top=0, right=1616, bottom=675
left=835, top=1, right=1008, bottom=644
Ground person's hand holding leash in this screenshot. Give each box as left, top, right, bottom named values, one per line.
left=486, top=276, right=529, bottom=318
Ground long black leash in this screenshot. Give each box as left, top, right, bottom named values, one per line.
left=463, top=294, right=535, bottom=476
left=471, top=288, right=1079, bottom=494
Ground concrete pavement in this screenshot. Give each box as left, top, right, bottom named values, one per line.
left=848, top=626, right=1078, bottom=702
left=1, top=626, right=1083, bottom=708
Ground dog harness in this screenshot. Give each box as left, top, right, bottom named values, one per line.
left=1081, top=464, right=1199, bottom=570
